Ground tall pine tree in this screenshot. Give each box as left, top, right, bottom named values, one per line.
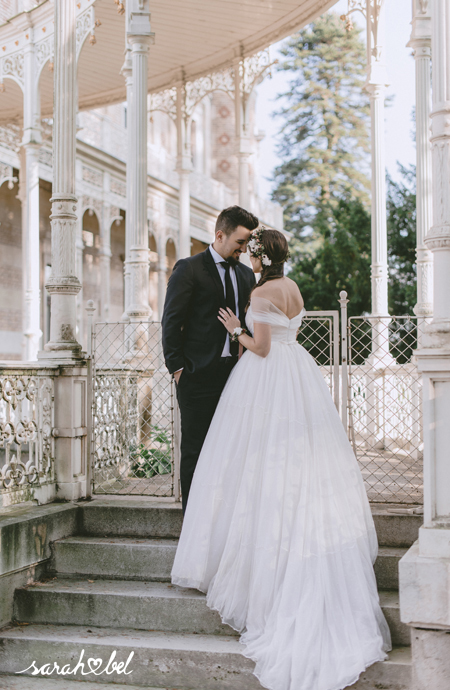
left=272, top=12, right=370, bottom=240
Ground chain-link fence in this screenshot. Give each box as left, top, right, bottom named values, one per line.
left=88, top=300, right=424, bottom=505
left=90, top=320, right=178, bottom=498
left=348, top=316, right=424, bottom=504
left=298, top=312, right=340, bottom=412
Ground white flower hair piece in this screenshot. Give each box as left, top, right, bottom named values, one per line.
left=247, top=225, right=272, bottom=267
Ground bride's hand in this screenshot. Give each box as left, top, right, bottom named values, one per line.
left=218, top=307, right=240, bottom=333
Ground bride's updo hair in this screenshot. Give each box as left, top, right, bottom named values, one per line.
left=251, top=228, right=290, bottom=291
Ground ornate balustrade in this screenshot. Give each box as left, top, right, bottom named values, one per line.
left=0, top=364, right=58, bottom=509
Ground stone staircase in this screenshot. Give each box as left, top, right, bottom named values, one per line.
left=0, top=499, right=421, bottom=689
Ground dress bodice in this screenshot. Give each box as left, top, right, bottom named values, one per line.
left=246, top=296, right=305, bottom=344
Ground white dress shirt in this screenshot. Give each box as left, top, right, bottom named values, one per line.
left=209, top=244, right=240, bottom=357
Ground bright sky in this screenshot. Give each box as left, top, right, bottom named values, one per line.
left=255, top=0, right=416, bottom=199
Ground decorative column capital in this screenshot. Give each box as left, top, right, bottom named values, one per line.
left=408, top=0, right=431, bottom=55
left=120, top=48, right=133, bottom=83
left=126, top=0, right=155, bottom=42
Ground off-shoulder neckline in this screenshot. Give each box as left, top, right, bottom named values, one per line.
left=250, top=295, right=306, bottom=321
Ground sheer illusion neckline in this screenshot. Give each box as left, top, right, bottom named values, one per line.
left=251, top=295, right=306, bottom=322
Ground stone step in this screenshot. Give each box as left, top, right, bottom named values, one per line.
left=0, top=623, right=411, bottom=690
left=14, top=577, right=409, bottom=647
left=374, top=546, right=408, bottom=591
left=51, top=536, right=178, bottom=582
left=371, top=507, right=422, bottom=548
left=79, top=500, right=183, bottom=539
left=14, top=578, right=235, bottom=637
left=378, top=591, right=410, bottom=646
left=53, top=536, right=409, bottom=594
left=0, top=624, right=262, bottom=690
left=0, top=677, right=163, bottom=690
left=79, top=500, right=422, bottom=548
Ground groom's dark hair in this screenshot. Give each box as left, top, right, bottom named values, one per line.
left=215, top=206, right=259, bottom=237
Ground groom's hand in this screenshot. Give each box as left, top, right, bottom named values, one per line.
left=174, top=369, right=183, bottom=384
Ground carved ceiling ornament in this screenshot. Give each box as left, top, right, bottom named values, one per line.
left=1, top=51, right=25, bottom=89
left=76, top=6, right=96, bottom=63
left=0, top=162, right=17, bottom=190
left=148, top=49, right=274, bottom=126
left=36, top=36, right=54, bottom=78
left=344, top=0, right=384, bottom=61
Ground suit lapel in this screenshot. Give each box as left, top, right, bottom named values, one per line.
left=202, top=249, right=226, bottom=307
left=235, top=262, right=251, bottom=319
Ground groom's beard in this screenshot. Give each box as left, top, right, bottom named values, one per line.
left=227, top=255, right=240, bottom=267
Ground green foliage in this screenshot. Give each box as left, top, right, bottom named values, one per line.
left=289, top=197, right=372, bottom=316
left=289, top=168, right=418, bottom=319
left=272, top=12, right=370, bottom=239
left=387, top=165, right=417, bottom=315
left=130, top=426, right=172, bottom=478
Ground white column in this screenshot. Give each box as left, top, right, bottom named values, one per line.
left=400, top=2, right=450, bottom=686
left=176, top=82, right=192, bottom=259
left=234, top=59, right=251, bottom=210
left=38, top=0, right=88, bottom=503
left=125, top=2, right=154, bottom=325
left=21, top=29, right=42, bottom=361
left=121, top=47, right=132, bottom=320
left=42, top=0, right=81, bottom=357
left=409, top=0, right=433, bottom=339
left=366, top=0, right=388, bottom=319
left=157, top=238, right=167, bottom=320
left=75, top=159, right=84, bottom=343
left=100, top=202, right=112, bottom=321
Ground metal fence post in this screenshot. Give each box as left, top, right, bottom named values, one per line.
left=339, top=291, right=349, bottom=431
left=85, top=300, right=96, bottom=499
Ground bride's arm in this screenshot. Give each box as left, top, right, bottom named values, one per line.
left=218, top=307, right=271, bottom=358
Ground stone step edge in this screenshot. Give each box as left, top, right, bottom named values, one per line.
left=0, top=622, right=412, bottom=660
left=15, top=577, right=403, bottom=610
left=0, top=676, right=169, bottom=690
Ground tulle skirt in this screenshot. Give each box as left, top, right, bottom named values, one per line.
left=171, top=341, right=391, bottom=690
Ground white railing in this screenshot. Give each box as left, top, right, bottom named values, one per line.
left=0, top=364, right=58, bottom=509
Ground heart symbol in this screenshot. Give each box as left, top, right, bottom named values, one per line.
left=87, top=658, right=103, bottom=674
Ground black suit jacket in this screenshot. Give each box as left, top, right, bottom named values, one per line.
left=162, top=248, right=256, bottom=375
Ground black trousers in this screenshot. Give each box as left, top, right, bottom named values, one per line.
left=175, top=356, right=237, bottom=513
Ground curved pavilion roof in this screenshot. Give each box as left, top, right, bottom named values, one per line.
left=0, top=0, right=336, bottom=124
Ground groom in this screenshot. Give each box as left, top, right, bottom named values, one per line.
left=162, top=205, right=258, bottom=511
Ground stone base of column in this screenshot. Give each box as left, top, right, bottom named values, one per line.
left=50, top=364, right=90, bottom=500
left=410, top=628, right=450, bottom=690
left=400, top=537, right=450, bottom=690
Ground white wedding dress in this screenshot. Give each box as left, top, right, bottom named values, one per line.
left=171, top=296, right=391, bottom=690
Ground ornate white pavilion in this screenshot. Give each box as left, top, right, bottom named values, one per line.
left=0, top=1, right=449, bottom=688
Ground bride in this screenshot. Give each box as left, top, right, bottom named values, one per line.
left=171, top=227, right=391, bottom=690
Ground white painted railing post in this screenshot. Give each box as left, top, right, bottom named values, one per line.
left=339, top=290, right=349, bottom=431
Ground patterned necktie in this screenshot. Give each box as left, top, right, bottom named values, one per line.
left=220, top=261, right=239, bottom=356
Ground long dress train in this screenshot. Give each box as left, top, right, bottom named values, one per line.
left=171, top=295, right=391, bottom=690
